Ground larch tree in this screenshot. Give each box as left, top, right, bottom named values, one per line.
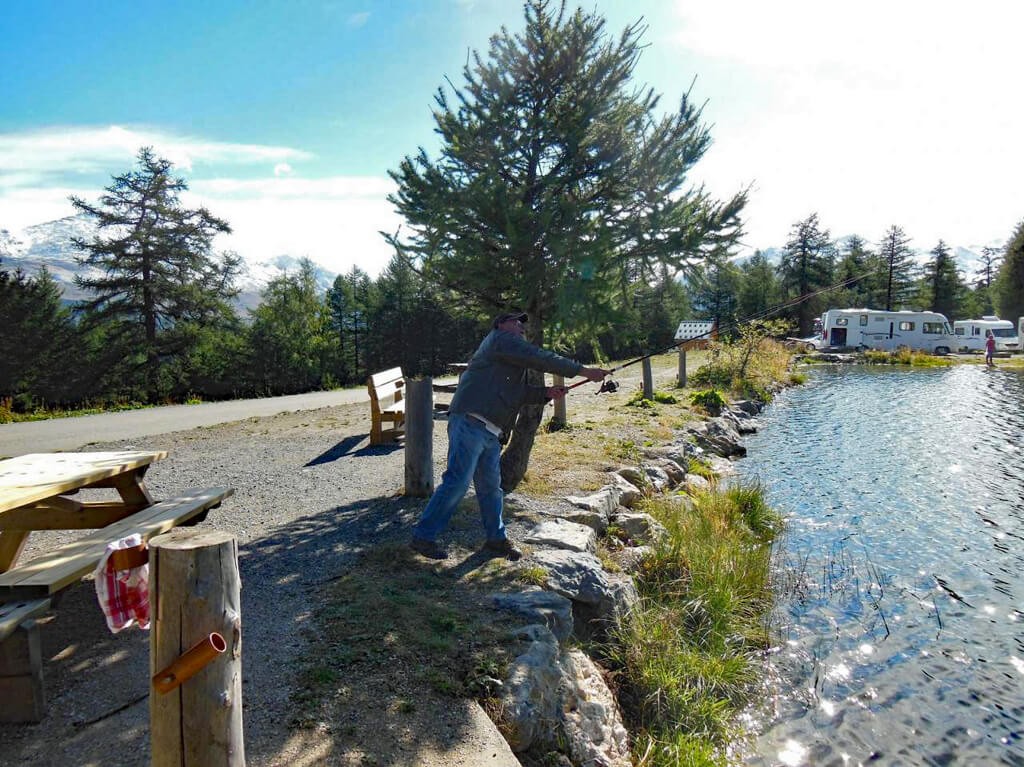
left=385, top=0, right=746, bottom=489
left=737, top=250, right=780, bottom=322
left=920, top=240, right=962, bottom=320
left=71, top=147, right=240, bottom=402
left=779, top=213, right=834, bottom=336
left=995, top=220, right=1024, bottom=324
left=877, top=225, right=917, bottom=311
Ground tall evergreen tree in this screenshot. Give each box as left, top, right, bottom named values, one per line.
left=995, top=221, right=1024, bottom=324
left=248, top=259, right=331, bottom=394
left=920, top=240, right=962, bottom=320
left=877, top=225, right=917, bottom=311
left=737, top=250, right=780, bottom=322
left=0, top=263, right=84, bottom=409
left=385, top=0, right=745, bottom=489
left=71, top=147, right=241, bottom=401
left=832, top=235, right=883, bottom=308
left=778, top=213, right=835, bottom=335
left=975, top=246, right=1003, bottom=289
left=688, top=258, right=741, bottom=336
left=326, top=266, right=375, bottom=384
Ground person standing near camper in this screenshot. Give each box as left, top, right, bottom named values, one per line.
left=985, top=330, right=996, bottom=366
left=409, top=311, right=610, bottom=561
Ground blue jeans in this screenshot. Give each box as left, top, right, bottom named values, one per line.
left=413, top=413, right=506, bottom=543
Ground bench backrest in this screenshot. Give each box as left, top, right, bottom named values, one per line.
left=367, top=367, right=404, bottom=413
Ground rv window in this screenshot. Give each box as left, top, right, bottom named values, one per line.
left=923, top=322, right=944, bottom=334
left=973, top=327, right=981, bottom=336
left=954, top=327, right=964, bottom=335
left=859, top=315, right=868, bottom=326
left=993, top=328, right=1015, bottom=338
left=874, top=316, right=885, bottom=322
left=836, top=318, right=848, bottom=326
left=898, top=321, right=914, bottom=331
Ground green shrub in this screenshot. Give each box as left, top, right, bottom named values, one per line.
left=690, top=389, right=727, bottom=415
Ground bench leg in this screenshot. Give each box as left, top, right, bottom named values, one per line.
left=370, top=417, right=384, bottom=445
left=0, top=620, right=46, bottom=722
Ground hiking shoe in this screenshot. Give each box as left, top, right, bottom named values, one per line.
left=484, top=538, right=523, bottom=562
left=410, top=537, right=449, bottom=560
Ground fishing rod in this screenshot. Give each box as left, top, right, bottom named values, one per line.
left=563, top=265, right=887, bottom=395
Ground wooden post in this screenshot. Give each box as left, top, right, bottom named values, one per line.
left=677, top=346, right=687, bottom=388
left=150, top=529, right=244, bottom=767
left=642, top=358, right=654, bottom=400
left=551, top=374, right=567, bottom=428
left=404, top=378, right=434, bottom=497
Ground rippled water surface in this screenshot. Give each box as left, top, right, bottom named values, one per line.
left=738, top=364, right=1024, bottom=766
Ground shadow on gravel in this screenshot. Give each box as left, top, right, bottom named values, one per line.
left=305, top=436, right=404, bottom=467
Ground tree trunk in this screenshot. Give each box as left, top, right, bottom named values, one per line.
left=500, top=368, right=545, bottom=491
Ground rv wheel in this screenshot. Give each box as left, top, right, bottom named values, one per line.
left=934, top=346, right=950, bottom=356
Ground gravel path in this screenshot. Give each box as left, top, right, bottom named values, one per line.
left=0, top=401, right=520, bottom=766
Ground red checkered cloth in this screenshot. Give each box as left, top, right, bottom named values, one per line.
left=93, top=534, right=150, bottom=633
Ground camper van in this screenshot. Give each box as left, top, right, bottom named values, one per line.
left=817, top=308, right=957, bottom=354
left=953, top=316, right=1019, bottom=353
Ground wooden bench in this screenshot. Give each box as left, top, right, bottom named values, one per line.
left=0, top=486, right=232, bottom=722
left=367, top=367, right=406, bottom=445
left=0, top=598, right=51, bottom=722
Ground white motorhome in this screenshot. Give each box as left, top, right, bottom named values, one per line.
left=817, top=308, right=957, bottom=354
left=953, top=316, right=1019, bottom=353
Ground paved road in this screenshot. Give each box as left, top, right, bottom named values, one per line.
left=0, top=388, right=374, bottom=456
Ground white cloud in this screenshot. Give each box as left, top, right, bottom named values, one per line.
left=347, top=11, right=370, bottom=28
left=0, top=125, right=311, bottom=183
left=187, top=176, right=401, bottom=275
left=0, top=126, right=397, bottom=277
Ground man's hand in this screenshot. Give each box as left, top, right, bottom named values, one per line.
left=579, top=366, right=611, bottom=382
left=545, top=386, right=568, bottom=401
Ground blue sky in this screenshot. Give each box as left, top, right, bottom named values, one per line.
left=3, top=1, right=1022, bottom=276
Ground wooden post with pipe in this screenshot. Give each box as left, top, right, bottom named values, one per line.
left=404, top=377, right=434, bottom=497
left=642, top=358, right=654, bottom=400
left=551, top=374, right=567, bottom=427
left=150, top=528, right=244, bottom=767
left=677, top=344, right=687, bottom=388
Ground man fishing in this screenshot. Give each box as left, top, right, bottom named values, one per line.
left=410, top=311, right=610, bottom=560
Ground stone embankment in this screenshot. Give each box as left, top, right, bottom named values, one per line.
left=485, top=399, right=764, bottom=766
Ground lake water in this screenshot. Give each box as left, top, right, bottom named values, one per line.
left=737, top=363, right=1024, bottom=766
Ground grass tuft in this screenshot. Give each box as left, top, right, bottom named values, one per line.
left=605, top=481, right=782, bottom=766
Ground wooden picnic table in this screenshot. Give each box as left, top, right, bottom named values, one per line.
left=0, top=450, right=234, bottom=721
left=0, top=450, right=166, bottom=573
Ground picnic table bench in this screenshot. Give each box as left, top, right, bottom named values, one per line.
left=0, top=451, right=233, bottom=722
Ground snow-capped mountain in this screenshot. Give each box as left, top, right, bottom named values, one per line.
left=0, top=215, right=338, bottom=309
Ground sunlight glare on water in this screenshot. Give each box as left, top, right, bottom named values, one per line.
left=739, top=364, right=1024, bottom=766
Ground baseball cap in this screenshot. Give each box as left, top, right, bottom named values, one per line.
left=492, top=311, right=528, bottom=329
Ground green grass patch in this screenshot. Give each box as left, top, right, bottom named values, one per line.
left=861, top=348, right=954, bottom=367
left=604, top=482, right=782, bottom=766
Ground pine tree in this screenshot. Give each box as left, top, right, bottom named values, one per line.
left=995, top=221, right=1024, bottom=324
left=71, top=147, right=241, bottom=402
left=737, top=250, right=780, bottom=322
left=688, top=258, right=741, bottom=335
left=779, top=213, right=835, bottom=335
left=0, top=263, right=84, bottom=409
left=248, top=260, right=331, bottom=394
left=877, top=225, right=917, bottom=311
left=326, top=267, right=375, bottom=383
left=920, top=240, right=962, bottom=320
left=385, top=0, right=745, bottom=489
